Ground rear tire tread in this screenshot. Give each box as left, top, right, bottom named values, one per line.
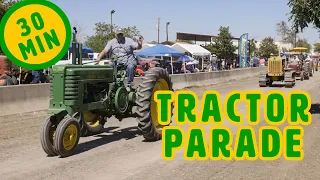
left=135, top=67, right=174, bottom=141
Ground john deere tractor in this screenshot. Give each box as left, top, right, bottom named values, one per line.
left=40, top=28, right=174, bottom=157
left=259, top=54, right=295, bottom=88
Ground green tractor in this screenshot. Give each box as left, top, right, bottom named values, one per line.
left=40, top=28, right=174, bottom=157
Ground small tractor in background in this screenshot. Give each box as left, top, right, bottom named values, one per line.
left=287, top=60, right=306, bottom=81
left=40, top=27, right=174, bottom=158
left=259, top=54, right=295, bottom=88
left=287, top=47, right=311, bottom=80
left=303, top=57, right=313, bottom=78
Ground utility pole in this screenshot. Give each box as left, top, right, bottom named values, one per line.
left=111, top=10, right=115, bottom=33
left=294, top=32, right=297, bottom=48
left=157, top=18, right=160, bottom=44
left=166, top=22, right=170, bottom=42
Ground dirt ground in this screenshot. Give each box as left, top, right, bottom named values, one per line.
left=0, top=72, right=320, bottom=180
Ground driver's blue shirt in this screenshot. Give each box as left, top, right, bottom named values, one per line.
left=104, top=37, right=138, bottom=64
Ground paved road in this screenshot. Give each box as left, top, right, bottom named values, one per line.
left=1, top=72, right=320, bottom=180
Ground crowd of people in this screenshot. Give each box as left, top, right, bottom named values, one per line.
left=0, top=56, right=50, bottom=86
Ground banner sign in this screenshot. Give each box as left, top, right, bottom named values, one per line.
left=239, top=33, right=249, bottom=68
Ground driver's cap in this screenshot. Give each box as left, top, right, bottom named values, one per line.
left=115, top=28, right=124, bottom=34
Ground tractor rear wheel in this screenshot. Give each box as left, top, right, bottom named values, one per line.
left=136, top=67, right=174, bottom=141
left=53, top=115, right=80, bottom=158
left=40, top=116, right=58, bottom=156
left=77, top=111, right=106, bottom=137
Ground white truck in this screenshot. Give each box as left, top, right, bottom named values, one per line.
left=54, top=52, right=111, bottom=66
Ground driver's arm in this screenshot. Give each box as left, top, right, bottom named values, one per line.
left=96, top=40, right=113, bottom=63
left=130, top=38, right=142, bottom=50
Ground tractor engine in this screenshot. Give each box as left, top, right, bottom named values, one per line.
left=84, top=82, right=108, bottom=104
left=49, top=65, right=114, bottom=115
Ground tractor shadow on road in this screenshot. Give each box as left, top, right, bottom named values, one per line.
left=269, top=84, right=284, bottom=88
left=310, top=103, right=320, bottom=114
left=73, top=126, right=141, bottom=155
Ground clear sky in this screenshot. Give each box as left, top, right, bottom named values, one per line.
left=51, top=0, right=320, bottom=44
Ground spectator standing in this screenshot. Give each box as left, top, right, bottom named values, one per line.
left=31, top=70, right=40, bottom=84
left=211, top=55, right=217, bottom=71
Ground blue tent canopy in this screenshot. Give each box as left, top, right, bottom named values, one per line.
left=69, top=44, right=94, bottom=53
left=136, top=44, right=183, bottom=57
left=177, top=55, right=193, bottom=62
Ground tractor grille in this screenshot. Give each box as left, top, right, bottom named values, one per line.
left=268, top=60, right=282, bottom=75
left=49, top=74, right=53, bottom=99
left=64, top=75, right=80, bottom=101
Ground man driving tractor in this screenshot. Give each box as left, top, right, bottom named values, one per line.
left=95, top=28, right=143, bottom=89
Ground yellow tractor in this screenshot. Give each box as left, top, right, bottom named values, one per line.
left=259, top=54, right=295, bottom=88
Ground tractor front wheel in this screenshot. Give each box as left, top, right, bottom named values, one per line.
left=136, top=67, right=174, bottom=141
left=53, top=115, right=80, bottom=158
left=40, top=116, right=58, bottom=156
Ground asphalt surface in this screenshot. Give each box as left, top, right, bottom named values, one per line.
left=1, top=71, right=320, bottom=180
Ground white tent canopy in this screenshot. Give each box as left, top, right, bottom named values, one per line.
left=141, top=43, right=156, bottom=50
left=171, top=43, right=211, bottom=56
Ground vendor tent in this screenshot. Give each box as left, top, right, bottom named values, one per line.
left=136, top=44, right=183, bottom=57
left=171, top=43, right=211, bottom=56
left=141, top=43, right=156, bottom=50
left=135, top=44, right=183, bottom=74
left=139, top=44, right=172, bottom=51
left=171, top=43, right=211, bottom=70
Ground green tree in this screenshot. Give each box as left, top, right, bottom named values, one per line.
left=148, top=41, right=158, bottom=44
left=314, top=43, right=320, bottom=52
left=282, top=47, right=289, bottom=52
left=287, top=0, right=320, bottom=32
left=176, top=39, right=194, bottom=44
left=84, top=22, right=140, bottom=52
left=0, top=0, right=21, bottom=54
left=248, top=39, right=257, bottom=57
left=296, top=38, right=312, bottom=52
left=276, top=21, right=296, bottom=46
left=122, top=26, right=140, bottom=41
left=257, top=37, right=279, bottom=58
left=208, top=26, right=236, bottom=59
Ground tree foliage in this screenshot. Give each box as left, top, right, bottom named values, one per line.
left=276, top=21, right=296, bottom=46
left=207, top=26, right=236, bottom=59
left=0, top=0, right=20, bottom=19
left=248, top=39, right=257, bottom=57
left=314, top=43, right=320, bottom=52
left=84, top=22, right=140, bottom=52
left=296, top=38, right=312, bottom=52
left=257, top=37, right=279, bottom=58
left=282, top=47, right=289, bottom=52
left=176, top=40, right=194, bottom=44
left=148, top=41, right=157, bottom=44
left=287, top=0, right=320, bottom=32
left=0, top=0, right=21, bottom=54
